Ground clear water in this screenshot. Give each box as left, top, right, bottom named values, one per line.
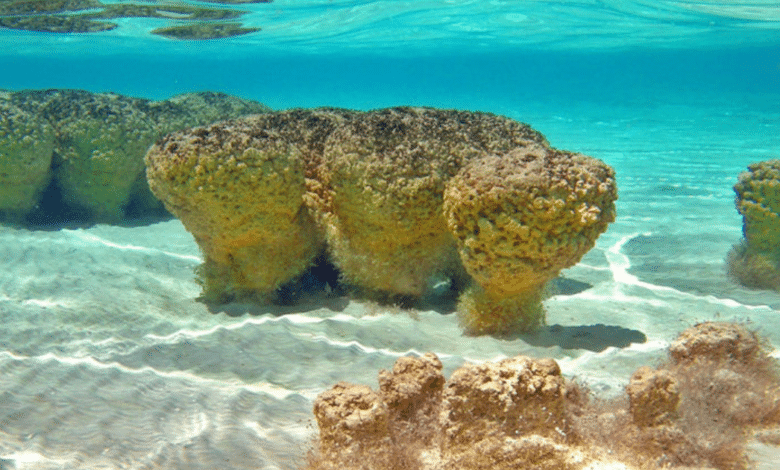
left=1, top=1, right=780, bottom=469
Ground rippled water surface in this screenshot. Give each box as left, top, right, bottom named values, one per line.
left=1, top=1, right=780, bottom=469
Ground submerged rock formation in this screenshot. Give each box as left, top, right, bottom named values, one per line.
left=304, top=322, right=780, bottom=470
left=0, top=96, right=55, bottom=220
left=146, top=107, right=617, bottom=333
left=443, top=145, right=617, bottom=333
left=728, top=159, right=780, bottom=291
left=0, top=89, right=270, bottom=225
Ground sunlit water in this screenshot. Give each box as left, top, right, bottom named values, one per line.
left=1, top=1, right=780, bottom=469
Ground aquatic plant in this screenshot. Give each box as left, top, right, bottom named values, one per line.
left=304, top=322, right=780, bottom=470
left=145, top=107, right=617, bottom=333
left=728, top=159, right=780, bottom=290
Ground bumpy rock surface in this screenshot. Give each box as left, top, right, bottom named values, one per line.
left=443, top=145, right=617, bottom=333
left=377, top=352, right=445, bottom=420
left=0, top=95, right=55, bottom=220
left=308, top=354, right=587, bottom=470
left=734, top=159, right=780, bottom=252
left=305, top=323, right=780, bottom=470
left=42, top=90, right=157, bottom=221
left=315, top=107, right=550, bottom=298
left=441, top=356, right=567, bottom=446
left=626, top=366, right=679, bottom=427
left=728, top=159, right=780, bottom=290
left=668, top=322, right=761, bottom=364
left=146, top=107, right=617, bottom=331
left=145, top=116, right=321, bottom=302
left=313, top=382, right=391, bottom=448
left=0, top=89, right=269, bottom=225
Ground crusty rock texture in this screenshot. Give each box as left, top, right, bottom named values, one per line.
left=40, top=90, right=157, bottom=221
left=734, top=159, right=780, bottom=253
left=0, top=94, right=55, bottom=220
left=304, top=323, right=780, bottom=470
left=307, top=354, right=588, bottom=470
left=314, top=107, right=550, bottom=299
left=668, top=321, right=761, bottom=364
left=728, top=159, right=780, bottom=290
left=377, top=352, right=444, bottom=436
left=626, top=366, right=679, bottom=427
left=0, top=88, right=269, bottom=225
left=443, top=145, right=617, bottom=334
left=145, top=116, right=322, bottom=302
left=146, top=106, right=617, bottom=330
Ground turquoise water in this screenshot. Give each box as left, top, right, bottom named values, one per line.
left=2, top=1, right=780, bottom=469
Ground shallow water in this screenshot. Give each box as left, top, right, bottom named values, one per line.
left=2, top=1, right=780, bottom=469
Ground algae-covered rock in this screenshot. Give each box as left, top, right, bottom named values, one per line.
left=734, top=159, right=780, bottom=253
left=147, top=91, right=272, bottom=136
left=0, top=88, right=271, bottom=225
left=145, top=116, right=321, bottom=302
left=669, top=321, right=761, bottom=364
left=0, top=97, right=55, bottom=220
left=37, top=90, right=157, bottom=221
left=626, top=366, right=679, bottom=427
left=144, top=108, right=353, bottom=301
left=305, top=324, right=780, bottom=470
left=307, top=354, right=585, bottom=470
left=0, top=0, right=267, bottom=38
left=728, top=159, right=780, bottom=290
left=85, top=3, right=244, bottom=21
left=443, top=145, right=617, bottom=334
left=0, top=0, right=102, bottom=15
left=145, top=107, right=617, bottom=329
left=316, top=107, right=549, bottom=301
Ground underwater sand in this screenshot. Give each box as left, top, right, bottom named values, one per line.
left=2, top=2, right=780, bottom=468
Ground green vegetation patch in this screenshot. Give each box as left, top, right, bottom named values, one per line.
left=0, top=14, right=115, bottom=33
left=151, top=22, right=259, bottom=40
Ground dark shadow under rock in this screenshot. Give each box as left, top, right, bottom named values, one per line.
left=519, top=323, right=647, bottom=352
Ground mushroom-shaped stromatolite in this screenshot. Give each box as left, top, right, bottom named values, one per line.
left=145, top=107, right=617, bottom=332
left=314, top=107, right=549, bottom=301
left=443, top=145, right=617, bottom=334
left=0, top=96, right=55, bottom=220
left=145, top=116, right=322, bottom=302
left=734, top=159, right=780, bottom=253
left=36, top=90, right=158, bottom=222
left=728, top=159, right=780, bottom=290
left=0, top=88, right=271, bottom=225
